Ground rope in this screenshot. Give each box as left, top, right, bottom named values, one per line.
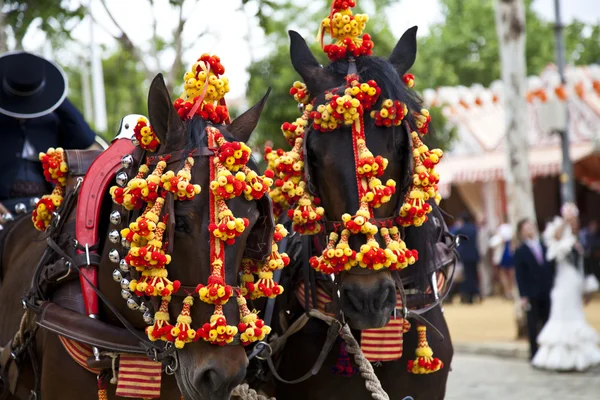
left=232, top=383, right=275, bottom=400
left=13, top=309, right=36, bottom=348
left=307, top=310, right=389, bottom=400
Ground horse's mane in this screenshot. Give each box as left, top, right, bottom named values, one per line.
left=325, top=56, right=441, bottom=296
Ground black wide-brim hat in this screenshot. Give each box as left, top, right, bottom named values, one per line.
left=0, top=51, right=68, bottom=119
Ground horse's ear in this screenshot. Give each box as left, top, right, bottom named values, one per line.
left=289, top=30, right=337, bottom=94
left=147, top=73, right=185, bottom=149
left=389, top=26, right=418, bottom=76
left=228, top=87, right=271, bottom=143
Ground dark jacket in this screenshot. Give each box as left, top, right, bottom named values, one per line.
left=455, top=222, right=480, bottom=264
left=514, top=241, right=555, bottom=299
left=0, top=98, right=95, bottom=200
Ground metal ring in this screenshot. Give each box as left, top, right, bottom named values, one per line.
left=165, top=353, right=179, bottom=375
left=254, top=341, right=273, bottom=361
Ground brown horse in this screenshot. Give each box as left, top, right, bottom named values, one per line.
left=257, top=28, right=455, bottom=399
left=0, top=74, right=273, bottom=400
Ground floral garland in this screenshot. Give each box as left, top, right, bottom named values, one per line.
left=266, top=0, right=445, bottom=374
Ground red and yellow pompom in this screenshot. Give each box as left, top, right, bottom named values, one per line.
left=129, top=269, right=180, bottom=297
left=39, top=147, right=68, bottom=186
left=320, top=4, right=373, bottom=61
left=146, top=296, right=174, bottom=341
left=408, top=325, right=444, bottom=374
left=237, top=295, right=271, bottom=346
left=403, top=74, right=415, bottom=89
left=242, top=168, right=274, bottom=201
left=208, top=204, right=249, bottom=245
left=196, top=306, right=238, bottom=346
left=133, top=117, right=160, bottom=152
left=252, top=270, right=284, bottom=299
left=161, top=157, right=201, bottom=201
left=289, top=81, right=311, bottom=105
left=356, top=237, right=395, bottom=270
left=197, top=272, right=233, bottom=305
left=32, top=185, right=65, bottom=231
left=309, top=231, right=357, bottom=274
left=170, top=296, right=199, bottom=349
left=33, top=147, right=69, bottom=231
left=414, top=109, right=431, bottom=135
left=381, top=227, right=418, bottom=271
left=110, top=164, right=150, bottom=210
left=288, top=193, right=324, bottom=235
left=370, top=99, right=408, bottom=127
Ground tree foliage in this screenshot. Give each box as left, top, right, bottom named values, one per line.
left=244, top=0, right=450, bottom=151
left=1, top=0, right=85, bottom=51
left=66, top=47, right=147, bottom=140
left=411, top=0, right=600, bottom=89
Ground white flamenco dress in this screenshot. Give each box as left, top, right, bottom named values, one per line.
left=532, top=217, right=600, bottom=371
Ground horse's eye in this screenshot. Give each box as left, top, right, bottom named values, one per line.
left=175, top=215, right=190, bottom=233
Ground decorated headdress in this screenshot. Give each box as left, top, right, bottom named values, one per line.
left=265, top=0, right=444, bottom=374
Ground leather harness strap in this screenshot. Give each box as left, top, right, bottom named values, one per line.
left=75, top=138, right=136, bottom=317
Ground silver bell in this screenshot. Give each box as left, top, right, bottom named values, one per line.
left=108, top=230, right=120, bottom=243
left=121, top=289, right=132, bottom=299
left=119, top=259, right=130, bottom=272
left=143, top=311, right=154, bottom=325
left=139, top=302, right=148, bottom=313
left=108, top=249, right=120, bottom=263
left=131, top=137, right=140, bottom=147
left=112, top=269, right=123, bottom=282
left=116, top=172, right=128, bottom=187
left=121, top=237, right=130, bottom=249
left=127, top=298, right=140, bottom=310
left=110, top=211, right=121, bottom=225
left=120, top=278, right=130, bottom=290
left=2, top=213, right=14, bottom=222
left=14, top=203, right=27, bottom=214
left=121, top=154, right=134, bottom=169
left=30, top=197, right=40, bottom=208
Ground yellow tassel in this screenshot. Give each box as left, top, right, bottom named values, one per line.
left=408, top=325, right=443, bottom=374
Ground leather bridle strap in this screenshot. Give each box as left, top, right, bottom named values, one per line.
left=264, top=320, right=339, bottom=385
left=43, top=237, right=175, bottom=362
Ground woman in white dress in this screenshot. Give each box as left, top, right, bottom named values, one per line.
left=532, top=202, right=600, bottom=371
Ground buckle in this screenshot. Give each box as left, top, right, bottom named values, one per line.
left=254, top=341, right=273, bottom=361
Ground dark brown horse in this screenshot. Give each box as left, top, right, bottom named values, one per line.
left=0, top=74, right=272, bottom=400
left=258, top=28, right=455, bottom=399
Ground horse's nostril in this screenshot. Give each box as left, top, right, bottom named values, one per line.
left=196, top=368, right=222, bottom=396
left=343, top=286, right=364, bottom=312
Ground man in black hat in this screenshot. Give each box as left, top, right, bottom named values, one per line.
left=0, top=51, right=96, bottom=222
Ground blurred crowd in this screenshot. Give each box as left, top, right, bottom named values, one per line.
left=449, top=212, right=600, bottom=304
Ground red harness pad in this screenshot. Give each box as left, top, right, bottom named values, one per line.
left=75, top=138, right=135, bottom=316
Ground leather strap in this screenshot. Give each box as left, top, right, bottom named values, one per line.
left=75, top=138, right=135, bottom=316
left=265, top=321, right=339, bottom=385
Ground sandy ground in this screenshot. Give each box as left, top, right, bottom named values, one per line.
left=443, top=294, right=600, bottom=343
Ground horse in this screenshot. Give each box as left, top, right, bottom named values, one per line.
left=0, top=73, right=274, bottom=400
left=250, top=26, right=456, bottom=400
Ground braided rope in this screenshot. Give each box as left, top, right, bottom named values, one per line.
left=232, top=383, right=275, bottom=400
left=307, top=310, right=389, bottom=400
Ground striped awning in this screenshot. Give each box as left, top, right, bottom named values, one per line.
left=437, top=142, right=597, bottom=193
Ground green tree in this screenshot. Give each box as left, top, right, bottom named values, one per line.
left=411, top=0, right=600, bottom=89
left=1, top=0, right=84, bottom=51
left=245, top=0, right=455, bottom=152
left=66, top=47, right=146, bottom=140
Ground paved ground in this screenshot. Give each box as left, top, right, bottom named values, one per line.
left=446, top=353, right=600, bottom=400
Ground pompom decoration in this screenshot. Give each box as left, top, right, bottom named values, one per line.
left=161, top=157, right=201, bottom=201
left=32, top=147, right=68, bottom=231
left=146, top=296, right=173, bottom=341
left=309, top=230, right=357, bottom=274
left=237, top=294, right=271, bottom=346
left=133, top=117, right=160, bottom=152
left=196, top=305, right=238, bottom=346
left=403, top=74, right=415, bottom=89
left=370, top=99, right=408, bottom=127
left=110, top=163, right=150, bottom=210
left=318, top=1, right=373, bottom=61
left=197, top=264, right=234, bottom=305
left=288, top=193, right=324, bottom=235
left=289, top=81, right=311, bottom=105
left=407, top=325, right=443, bottom=374
left=174, top=53, right=230, bottom=124
left=170, top=296, right=199, bottom=349
left=414, top=109, right=431, bottom=135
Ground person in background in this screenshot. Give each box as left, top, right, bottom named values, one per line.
left=580, top=219, right=598, bottom=255
left=532, top=203, right=600, bottom=371
left=0, top=51, right=95, bottom=224
left=454, top=212, right=481, bottom=304
left=490, top=221, right=515, bottom=299
left=513, top=218, right=554, bottom=360
left=477, top=217, right=493, bottom=297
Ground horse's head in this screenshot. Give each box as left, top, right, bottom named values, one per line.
left=288, top=28, right=438, bottom=330
left=146, top=74, right=271, bottom=399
